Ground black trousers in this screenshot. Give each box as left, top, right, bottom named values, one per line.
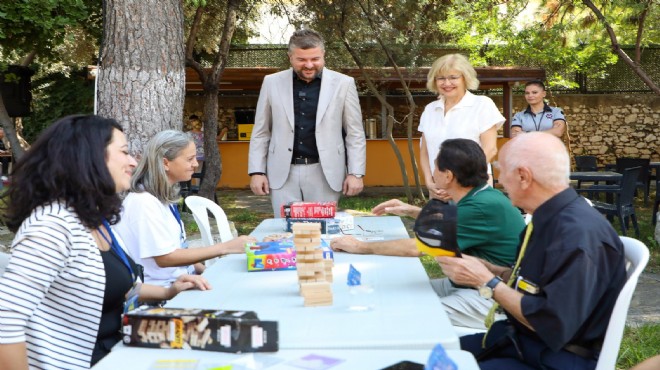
left=461, top=321, right=598, bottom=370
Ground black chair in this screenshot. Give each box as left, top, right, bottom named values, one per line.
left=615, top=158, right=651, bottom=205
left=574, top=155, right=599, bottom=189
left=590, top=166, right=641, bottom=237
left=575, top=155, right=599, bottom=171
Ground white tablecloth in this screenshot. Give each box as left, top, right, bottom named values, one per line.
left=94, top=345, right=479, bottom=369
left=166, top=216, right=459, bottom=351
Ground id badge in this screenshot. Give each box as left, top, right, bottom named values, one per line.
left=515, top=276, right=540, bottom=294
left=124, top=282, right=141, bottom=313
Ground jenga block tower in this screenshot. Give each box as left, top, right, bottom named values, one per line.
left=292, top=223, right=333, bottom=306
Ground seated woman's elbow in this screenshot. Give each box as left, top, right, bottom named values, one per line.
left=153, top=254, right=177, bottom=268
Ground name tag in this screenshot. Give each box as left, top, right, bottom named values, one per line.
left=516, top=276, right=540, bottom=294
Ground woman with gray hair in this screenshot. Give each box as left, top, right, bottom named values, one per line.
left=115, top=130, right=255, bottom=286
left=419, top=53, right=505, bottom=200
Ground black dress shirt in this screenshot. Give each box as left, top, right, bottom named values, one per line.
left=509, top=188, right=626, bottom=351
left=292, top=71, right=322, bottom=159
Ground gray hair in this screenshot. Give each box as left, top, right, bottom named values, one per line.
left=288, top=28, right=325, bottom=54
left=502, top=132, right=570, bottom=190
left=130, top=130, right=193, bottom=203
left=426, top=53, right=480, bottom=93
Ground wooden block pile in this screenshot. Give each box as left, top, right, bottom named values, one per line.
left=292, top=223, right=334, bottom=306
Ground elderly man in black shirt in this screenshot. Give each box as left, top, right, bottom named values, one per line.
left=437, top=132, right=626, bottom=370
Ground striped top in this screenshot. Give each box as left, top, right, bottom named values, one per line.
left=0, top=202, right=105, bottom=369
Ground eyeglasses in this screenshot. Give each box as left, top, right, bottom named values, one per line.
left=435, top=75, right=462, bottom=83
left=340, top=225, right=383, bottom=237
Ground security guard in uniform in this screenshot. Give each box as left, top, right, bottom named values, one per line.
left=510, top=80, right=566, bottom=138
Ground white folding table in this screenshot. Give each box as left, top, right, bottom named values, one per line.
left=165, top=216, right=460, bottom=351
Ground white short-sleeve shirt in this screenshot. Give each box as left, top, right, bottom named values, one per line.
left=115, top=191, right=193, bottom=286
left=418, top=91, right=505, bottom=174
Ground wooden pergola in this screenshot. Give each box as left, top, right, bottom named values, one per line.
left=186, top=66, right=546, bottom=137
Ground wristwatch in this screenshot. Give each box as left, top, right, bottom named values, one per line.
left=478, top=276, right=503, bottom=299
left=350, top=174, right=364, bottom=179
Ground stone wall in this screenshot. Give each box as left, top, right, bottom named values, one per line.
left=372, top=93, right=660, bottom=165
left=521, top=94, right=660, bottom=165
left=190, top=92, right=659, bottom=165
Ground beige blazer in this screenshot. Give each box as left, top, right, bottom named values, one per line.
left=248, top=68, right=366, bottom=192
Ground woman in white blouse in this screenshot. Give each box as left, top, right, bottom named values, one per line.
left=419, top=54, right=505, bottom=200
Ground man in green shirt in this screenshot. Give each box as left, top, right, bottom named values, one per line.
left=331, top=138, right=525, bottom=329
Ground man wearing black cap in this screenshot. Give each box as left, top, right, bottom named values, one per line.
left=331, top=138, right=525, bottom=329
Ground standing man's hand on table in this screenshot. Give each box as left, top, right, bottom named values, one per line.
left=371, top=199, right=422, bottom=218
left=343, top=174, right=364, bottom=196
left=250, top=173, right=270, bottom=195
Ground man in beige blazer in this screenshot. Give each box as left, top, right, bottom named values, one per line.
left=248, top=29, right=366, bottom=217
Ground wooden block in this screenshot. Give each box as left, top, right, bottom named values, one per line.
left=298, top=261, right=324, bottom=270
left=299, top=281, right=331, bottom=294
left=297, top=267, right=316, bottom=277
left=292, top=223, right=322, bottom=233
left=293, top=237, right=321, bottom=244
left=296, top=250, right=323, bottom=259
left=294, top=243, right=320, bottom=251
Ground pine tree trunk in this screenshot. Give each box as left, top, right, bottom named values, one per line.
left=98, top=0, right=186, bottom=155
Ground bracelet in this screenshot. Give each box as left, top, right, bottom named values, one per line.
left=249, top=172, right=266, bottom=176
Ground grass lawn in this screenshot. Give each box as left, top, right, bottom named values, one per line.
left=208, top=188, right=659, bottom=370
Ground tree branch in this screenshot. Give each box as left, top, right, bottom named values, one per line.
left=582, top=0, right=660, bottom=94
left=20, top=50, right=37, bottom=67
left=635, top=0, right=652, bottom=64
left=211, top=0, right=240, bottom=82
left=185, top=6, right=207, bottom=85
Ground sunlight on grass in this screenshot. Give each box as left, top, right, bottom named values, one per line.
left=617, top=324, right=660, bottom=369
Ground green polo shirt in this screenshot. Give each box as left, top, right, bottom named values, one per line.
left=456, top=184, right=524, bottom=267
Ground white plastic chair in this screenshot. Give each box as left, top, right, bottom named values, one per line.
left=595, top=236, right=649, bottom=370
left=184, top=196, right=234, bottom=266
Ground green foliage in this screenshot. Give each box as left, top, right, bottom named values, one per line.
left=434, top=0, right=660, bottom=90
left=22, top=69, right=94, bottom=143
left=0, top=0, right=92, bottom=60
left=184, top=0, right=258, bottom=65
left=289, top=0, right=454, bottom=68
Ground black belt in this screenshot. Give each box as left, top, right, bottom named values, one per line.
left=564, top=343, right=601, bottom=360
left=291, top=156, right=319, bottom=165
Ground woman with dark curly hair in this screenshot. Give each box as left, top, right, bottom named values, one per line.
left=0, top=115, right=210, bottom=369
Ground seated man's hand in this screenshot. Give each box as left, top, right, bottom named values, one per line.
left=371, top=198, right=421, bottom=218
left=435, top=255, right=493, bottom=288
left=330, top=236, right=368, bottom=254
left=167, top=274, right=212, bottom=299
